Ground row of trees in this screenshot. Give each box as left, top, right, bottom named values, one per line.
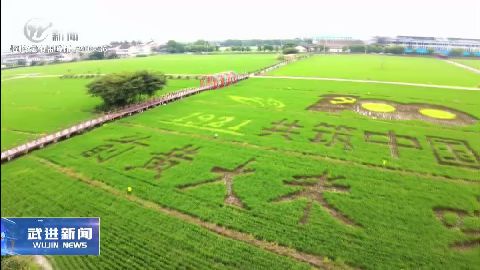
left=87, top=71, right=166, bottom=108
left=226, top=45, right=280, bottom=52
left=220, top=38, right=312, bottom=47
left=165, top=40, right=309, bottom=53
left=346, top=45, right=409, bottom=54
left=165, top=40, right=219, bottom=53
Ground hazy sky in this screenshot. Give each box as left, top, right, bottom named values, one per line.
left=2, top=0, right=480, bottom=50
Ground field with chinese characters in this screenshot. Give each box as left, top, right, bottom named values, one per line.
left=1, top=54, right=480, bottom=269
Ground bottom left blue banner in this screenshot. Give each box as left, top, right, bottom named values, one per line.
left=1, top=217, right=100, bottom=256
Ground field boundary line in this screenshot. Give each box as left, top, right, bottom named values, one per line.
left=121, top=122, right=480, bottom=185
left=252, top=75, right=480, bottom=91
left=444, top=60, right=480, bottom=75
left=33, top=156, right=354, bottom=270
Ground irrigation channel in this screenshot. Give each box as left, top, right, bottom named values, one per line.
left=1, top=56, right=305, bottom=163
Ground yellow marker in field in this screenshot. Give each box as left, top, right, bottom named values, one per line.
left=330, top=97, right=356, bottom=105
left=127, top=187, right=132, bottom=193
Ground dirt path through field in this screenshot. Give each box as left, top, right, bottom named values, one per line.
left=445, top=60, right=480, bottom=75
left=33, top=256, right=53, bottom=270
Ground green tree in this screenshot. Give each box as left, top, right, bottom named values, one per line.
left=282, top=47, right=299, bottom=54
left=166, top=40, right=185, bottom=53
left=385, top=46, right=404, bottom=54
left=106, top=52, right=118, bottom=59
left=282, top=42, right=296, bottom=49
left=264, top=45, right=274, bottom=51
left=367, top=45, right=384, bottom=53
left=87, top=71, right=166, bottom=108
left=449, top=48, right=464, bottom=57
left=349, top=45, right=366, bottom=53
left=88, top=51, right=105, bottom=60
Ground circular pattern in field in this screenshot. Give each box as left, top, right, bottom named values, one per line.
left=361, top=103, right=396, bottom=113
left=419, top=109, right=457, bottom=119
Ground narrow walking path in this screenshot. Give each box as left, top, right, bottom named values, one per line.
left=444, top=59, right=480, bottom=75
left=33, top=256, right=53, bottom=270
left=252, top=75, right=480, bottom=91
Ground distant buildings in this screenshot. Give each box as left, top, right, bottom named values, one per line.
left=1, top=52, right=82, bottom=68
left=107, top=40, right=158, bottom=58
left=310, top=37, right=364, bottom=53
left=1, top=40, right=160, bottom=69
left=373, top=36, right=480, bottom=56
left=294, top=46, right=308, bottom=53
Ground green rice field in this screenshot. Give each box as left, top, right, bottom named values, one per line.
left=2, top=54, right=479, bottom=269
left=1, top=54, right=278, bottom=78
left=1, top=77, right=198, bottom=149
left=268, top=54, right=480, bottom=87
left=454, top=59, right=480, bottom=70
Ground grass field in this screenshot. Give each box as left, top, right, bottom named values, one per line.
left=267, top=54, right=480, bottom=87
left=454, top=59, right=480, bottom=70
left=1, top=54, right=279, bottom=79
left=1, top=77, right=198, bottom=149
left=2, top=55, right=480, bottom=269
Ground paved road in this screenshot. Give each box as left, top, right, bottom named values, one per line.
left=252, top=75, right=480, bottom=91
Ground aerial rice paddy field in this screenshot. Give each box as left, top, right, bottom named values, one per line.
left=0, top=54, right=279, bottom=79
left=1, top=54, right=479, bottom=269
left=267, top=54, right=480, bottom=87
left=1, top=77, right=198, bottom=149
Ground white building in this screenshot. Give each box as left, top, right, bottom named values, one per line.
left=295, top=46, right=307, bottom=53
left=375, top=36, right=480, bottom=55
left=108, top=41, right=157, bottom=58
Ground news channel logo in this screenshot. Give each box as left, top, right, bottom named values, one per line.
left=23, top=18, right=79, bottom=43
left=1, top=217, right=100, bottom=256
left=24, top=18, right=53, bottom=43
